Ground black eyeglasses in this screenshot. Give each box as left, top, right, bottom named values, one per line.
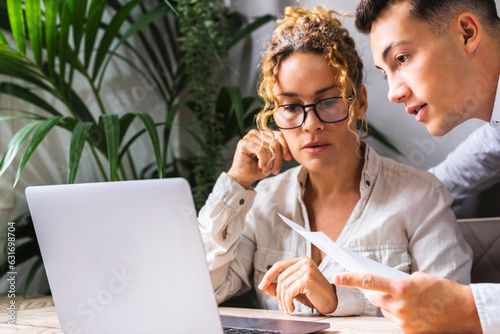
left=271, top=96, right=352, bottom=130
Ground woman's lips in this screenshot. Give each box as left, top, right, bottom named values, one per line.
left=302, top=142, right=330, bottom=153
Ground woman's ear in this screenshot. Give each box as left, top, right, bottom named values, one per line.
left=356, top=85, right=368, bottom=120
left=456, top=13, right=482, bottom=53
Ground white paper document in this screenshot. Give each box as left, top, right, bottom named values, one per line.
left=278, top=213, right=409, bottom=279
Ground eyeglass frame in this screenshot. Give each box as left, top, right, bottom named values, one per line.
left=271, top=95, right=354, bottom=130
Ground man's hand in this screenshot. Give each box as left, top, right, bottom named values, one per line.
left=258, top=257, right=337, bottom=314
left=333, top=271, right=482, bottom=334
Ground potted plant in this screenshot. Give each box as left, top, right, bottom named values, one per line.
left=0, top=0, right=272, bottom=293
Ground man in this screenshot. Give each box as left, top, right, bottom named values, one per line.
left=333, top=0, right=500, bottom=333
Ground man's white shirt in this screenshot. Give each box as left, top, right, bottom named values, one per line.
left=430, top=75, right=500, bottom=334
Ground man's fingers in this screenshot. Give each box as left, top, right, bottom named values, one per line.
left=363, top=289, right=390, bottom=307
left=379, top=307, right=401, bottom=326
left=263, top=282, right=277, bottom=297
left=333, top=273, right=394, bottom=294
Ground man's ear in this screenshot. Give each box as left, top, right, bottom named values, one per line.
left=356, top=85, right=368, bottom=120
left=457, top=13, right=482, bottom=53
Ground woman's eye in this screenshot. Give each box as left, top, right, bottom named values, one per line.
left=282, top=105, right=300, bottom=112
left=322, top=99, right=338, bottom=108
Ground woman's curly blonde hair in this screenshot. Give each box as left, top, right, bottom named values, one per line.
left=255, top=6, right=367, bottom=143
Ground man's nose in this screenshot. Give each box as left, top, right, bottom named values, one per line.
left=387, top=77, right=410, bottom=104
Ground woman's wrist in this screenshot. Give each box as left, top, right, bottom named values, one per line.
left=226, top=171, right=253, bottom=189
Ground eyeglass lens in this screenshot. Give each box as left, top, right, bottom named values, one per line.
left=272, top=97, right=348, bottom=129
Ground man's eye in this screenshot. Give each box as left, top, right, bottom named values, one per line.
left=396, top=55, right=408, bottom=64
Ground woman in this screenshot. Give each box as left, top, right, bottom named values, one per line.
left=198, top=6, right=471, bottom=316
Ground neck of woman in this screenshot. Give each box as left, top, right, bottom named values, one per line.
left=306, top=145, right=365, bottom=200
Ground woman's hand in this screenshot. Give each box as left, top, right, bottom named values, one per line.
left=227, top=129, right=292, bottom=188
left=258, top=257, right=338, bottom=314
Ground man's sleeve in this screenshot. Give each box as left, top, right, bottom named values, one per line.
left=429, top=124, right=500, bottom=202
left=471, top=283, right=500, bottom=334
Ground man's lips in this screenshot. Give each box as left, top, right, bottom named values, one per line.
left=406, top=104, right=427, bottom=115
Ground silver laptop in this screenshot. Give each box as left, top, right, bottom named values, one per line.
left=26, top=178, right=329, bottom=334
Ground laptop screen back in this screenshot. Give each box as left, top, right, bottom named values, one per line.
left=26, top=178, right=223, bottom=334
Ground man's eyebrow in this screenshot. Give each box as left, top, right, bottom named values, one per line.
left=382, top=40, right=409, bottom=62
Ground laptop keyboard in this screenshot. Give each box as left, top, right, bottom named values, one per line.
left=223, top=326, right=283, bottom=334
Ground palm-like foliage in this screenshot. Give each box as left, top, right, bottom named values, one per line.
left=0, top=0, right=179, bottom=184
left=0, top=0, right=273, bottom=293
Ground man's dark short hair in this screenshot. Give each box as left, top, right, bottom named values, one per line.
left=355, top=0, right=500, bottom=35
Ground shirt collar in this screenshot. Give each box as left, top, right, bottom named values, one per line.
left=490, top=75, right=500, bottom=128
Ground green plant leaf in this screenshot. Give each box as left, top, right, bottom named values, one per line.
left=224, top=86, right=245, bottom=137
left=97, top=4, right=171, bottom=95
left=50, top=70, right=96, bottom=124
left=117, top=121, right=165, bottom=170
left=0, top=25, right=9, bottom=48
left=92, top=0, right=143, bottom=79
left=100, top=115, right=120, bottom=181
left=181, top=125, right=216, bottom=172
left=0, top=115, right=41, bottom=122
left=135, top=113, right=164, bottom=178
left=43, top=0, right=59, bottom=78
left=68, top=122, right=94, bottom=184
left=6, top=0, right=26, bottom=55
left=0, top=52, right=55, bottom=94
left=227, top=14, right=274, bottom=50
left=24, top=256, right=43, bottom=298
left=0, top=82, right=62, bottom=117
left=118, top=113, right=136, bottom=144
left=58, top=1, right=71, bottom=88
left=162, top=103, right=180, bottom=166
left=14, top=116, right=64, bottom=186
left=162, top=0, right=177, bottom=15
left=70, top=0, right=88, bottom=58
left=25, top=0, right=43, bottom=66
left=138, top=4, right=174, bottom=80
left=111, top=5, right=170, bottom=60
left=0, top=121, right=41, bottom=180
left=85, top=0, right=107, bottom=68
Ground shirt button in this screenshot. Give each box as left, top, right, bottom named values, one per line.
left=300, top=182, right=303, bottom=187
left=239, top=199, right=245, bottom=205
left=365, top=180, right=371, bottom=187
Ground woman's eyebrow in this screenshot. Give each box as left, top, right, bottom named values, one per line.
left=315, top=85, right=341, bottom=95
left=277, top=85, right=341, bottom=97
left=276, top=92, right=298, bottom=97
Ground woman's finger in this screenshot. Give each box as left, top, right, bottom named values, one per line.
left=276, top=261, right=303, bottom=311
left=274, top=131, right=292, bottom=161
